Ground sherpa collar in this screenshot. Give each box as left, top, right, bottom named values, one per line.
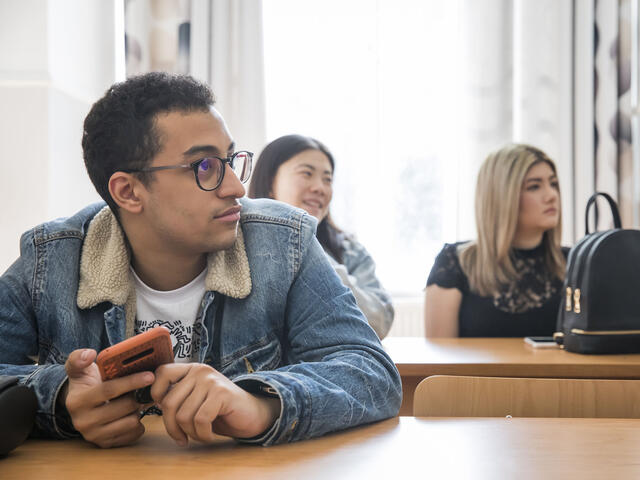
left=76, top=206, right=251, bottom=337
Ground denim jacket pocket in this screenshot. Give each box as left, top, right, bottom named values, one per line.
left=220, top=335, right=282, bottom=379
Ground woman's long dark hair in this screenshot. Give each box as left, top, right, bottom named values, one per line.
left=248, top=134, right=346, bottom=263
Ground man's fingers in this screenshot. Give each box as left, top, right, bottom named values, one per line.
left=173, top=385, right=209, bottom=441
left=150, top=363, right=193, bottom=404
left=98, top=424, right=146, bottom=449
left=85, top=413, right=146, bottom=448
left=63, top=350, right=157, bottom=448
left=91, top=394, right=142, bottom=428
left=158, top=375, right=196, bottom=446
left=162, top=410, right=189, bottom=447
left=72, top=394, right=140, bottom=433
left=193, top=394, right=222, bottom=442
left=65, top=349, right=97, bottom=378
left=99, top=372, right=155, bottom=402
left=67, top=371, right=155, bottom=412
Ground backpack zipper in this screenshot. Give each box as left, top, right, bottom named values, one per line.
left=571, top=328, right=640, bottom=335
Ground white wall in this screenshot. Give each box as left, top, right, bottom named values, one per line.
left=0, top=0, right=121, bottom=273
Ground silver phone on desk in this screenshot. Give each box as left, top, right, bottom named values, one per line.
left=524, top=336, right=558, bottom=348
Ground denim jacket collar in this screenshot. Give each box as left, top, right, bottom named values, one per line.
left=76, top=206, right=251, bottom=336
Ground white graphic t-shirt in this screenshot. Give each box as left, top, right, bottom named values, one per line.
left=131, top=267, right=207, bottom=363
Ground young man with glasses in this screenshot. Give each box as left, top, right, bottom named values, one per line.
left=0, top=73, right=401, bottom=448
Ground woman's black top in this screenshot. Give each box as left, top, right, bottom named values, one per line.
left=426, top=242, right=570, bottom=337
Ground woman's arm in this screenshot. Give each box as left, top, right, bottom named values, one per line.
left=331, top=238, right=394, bottom=339
left=333, top=263, right=393, bottom=338
left=424, top=285, right=462, bottom=337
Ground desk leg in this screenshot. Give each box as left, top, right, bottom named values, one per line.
left=399, top=376, right=424, bottom=416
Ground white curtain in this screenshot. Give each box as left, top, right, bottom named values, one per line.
left=125, top=0, right=191, bottom=75
left=461, top=0, right=640, bottom=240
left=190, top=0, right=266, bottom=155
left=458, top=0, right=575, bottom=242
left=593, top=0, right=635, bottom=230
left=575, top=0, right=635, bottom=232
left=124, top=0, right=265, bottom=154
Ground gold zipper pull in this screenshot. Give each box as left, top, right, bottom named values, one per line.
left=565, top=287, right=572, bottom=312
left=573, top=288, right=581, bottom=314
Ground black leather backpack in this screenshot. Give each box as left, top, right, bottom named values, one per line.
left=0, top=375, right=37, bottom=456
left=554, top=192, right=640, bottom=353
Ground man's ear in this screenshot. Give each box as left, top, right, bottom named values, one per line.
left=108, top=172, right=144, bottom=214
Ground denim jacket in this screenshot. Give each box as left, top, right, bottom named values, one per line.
left=0, top=198, right=401, bottom=445
left=330, top=235, right=395, bottom=338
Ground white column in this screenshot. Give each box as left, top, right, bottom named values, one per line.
left=574, top=0, right=596, bottom=238
left=207, top=0, right=266, bottom=155
left=513, top=0, right=575, bottom=243
left=0, top=0, right=121, bottom=273
left=458, top=0, right=514, bottom=240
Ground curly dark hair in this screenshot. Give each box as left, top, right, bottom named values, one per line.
left=248, top=134, right=346, bottom=263
left=82, top=72, right=215, bottom=214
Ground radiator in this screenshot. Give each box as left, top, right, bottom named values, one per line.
left=387, top=297, right=424, bottom=337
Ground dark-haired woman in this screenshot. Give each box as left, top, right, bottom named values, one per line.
left=249, top=134, right=394, bottom=338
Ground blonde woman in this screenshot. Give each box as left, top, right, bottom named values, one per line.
left=424, top=144, right=569, bottom=337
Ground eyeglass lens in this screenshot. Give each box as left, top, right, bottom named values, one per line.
left=231, top=152, right=252, bottom=183
left=196, top=152, right=252, bottom=190
left=196, top=158, right=224, bottom=190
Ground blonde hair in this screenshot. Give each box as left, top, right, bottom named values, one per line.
left=458, top=144, right=565, bottom=297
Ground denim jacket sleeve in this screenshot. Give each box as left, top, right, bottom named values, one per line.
left=329, top=237, right=395, bottom=338
left=0, top=230, right=76, bottom=439
left=233, top=214, right=402, bottom=446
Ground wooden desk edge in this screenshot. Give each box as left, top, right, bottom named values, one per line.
left=395, top=363, right=640, bottom=379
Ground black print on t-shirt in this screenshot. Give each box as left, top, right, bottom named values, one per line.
left=135, top=319, right=203, bottom=361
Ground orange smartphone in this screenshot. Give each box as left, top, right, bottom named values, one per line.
left=96, top=327, right=174, bottom=381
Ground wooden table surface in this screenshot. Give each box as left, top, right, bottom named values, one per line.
left=382, top=337, right=640, bottom=415
left=3, top=416, right=640, bottom=479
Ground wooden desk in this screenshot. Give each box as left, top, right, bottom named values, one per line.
left=383, top=337, right=640, bottom=415
left=3, top=416, right=640, bottom=479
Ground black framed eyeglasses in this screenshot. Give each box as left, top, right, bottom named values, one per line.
left=120, top=151, right=253, bottom=191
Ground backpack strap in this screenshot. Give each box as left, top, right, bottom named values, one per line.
left=585, top=192, right=622, bottom=234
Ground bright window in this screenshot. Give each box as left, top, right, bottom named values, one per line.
left=263, top=0, right=464, bottom=297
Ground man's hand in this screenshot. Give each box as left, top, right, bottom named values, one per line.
left=62, top=348, right=154, bottom=448
left=151, top=363, right=281, bottom=446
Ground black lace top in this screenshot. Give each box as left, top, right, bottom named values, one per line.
left=426, top=242, right=570, bottom=337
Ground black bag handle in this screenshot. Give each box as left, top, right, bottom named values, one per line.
left=585, top=192, right=622, bottom=234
